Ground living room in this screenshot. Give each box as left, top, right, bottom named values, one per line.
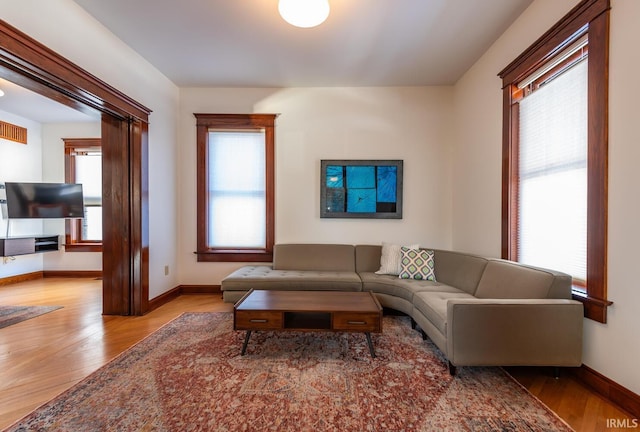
left=1, top=0, right=639, bottom=429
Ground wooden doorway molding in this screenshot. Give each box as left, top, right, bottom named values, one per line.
left=0, top=20, right=150, bottom=316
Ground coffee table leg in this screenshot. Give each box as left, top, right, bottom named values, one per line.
left=365, top=332, right=376, bottom=358
left=241, top=330, right=252, bottom=355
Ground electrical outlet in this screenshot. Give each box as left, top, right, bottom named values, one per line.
left=164, top=265, right=169, bottom=276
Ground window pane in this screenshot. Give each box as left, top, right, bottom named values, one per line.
left=519, top=169, right=586, bottom=280
left=75, top=154, right=102, bottom=205
left=208, top=196, right=265, bottom=247
left=518, top=60, right=587, bottom=282
left=208, top=131, right=266, bottom=248
left=75, top=153, right=102, bottom=241
left=82, top=206, right=103, bottom=241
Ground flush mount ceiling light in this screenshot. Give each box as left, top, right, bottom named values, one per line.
left=278, top=0, right=330, bottom=28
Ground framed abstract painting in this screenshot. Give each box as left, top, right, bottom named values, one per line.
left=320, top=160, right=403, bottom=219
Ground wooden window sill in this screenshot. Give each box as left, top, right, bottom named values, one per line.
left=196, top=250, right=273, bottom=263
left=572, top=289, right=613, bottom=323
left=65, top=243, right=103, bottom=253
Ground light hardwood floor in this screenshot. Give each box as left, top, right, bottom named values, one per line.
left=0, top=278, right=635, bottom=431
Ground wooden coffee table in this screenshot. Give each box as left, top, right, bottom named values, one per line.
left=233, top=290, right=383, bottom=357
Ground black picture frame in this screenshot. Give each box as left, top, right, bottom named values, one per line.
left=320, top=159, right=403, bottom=219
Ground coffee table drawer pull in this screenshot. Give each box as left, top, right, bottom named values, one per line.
left=333, top=312, right=381, bottom=332
left=234, top=311, right=283, bottom=330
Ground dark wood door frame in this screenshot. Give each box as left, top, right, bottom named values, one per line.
left=0, top=20, right=150, bottom=315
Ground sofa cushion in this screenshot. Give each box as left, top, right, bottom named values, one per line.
left=375, top=242, right=419, bottom=275
left=399, top=247, right=435, bottom=280
left=412, top=290, right=475, bottom=335
left=273, top=244, right=355, bottom=272
left=433, top=250, right=488, bottom=295
left=221, top=265, right=362, bottom=292
left=360, top=272, right=461, bottom=302
left=355, top=244, right=383, bottom=273
left=474, top=260, right=554, bottom=299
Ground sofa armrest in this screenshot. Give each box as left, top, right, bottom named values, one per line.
left=446, top=299, right=583, bottom=367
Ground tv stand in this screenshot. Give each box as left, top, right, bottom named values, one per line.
left=0, top=235, right=59, bottom=257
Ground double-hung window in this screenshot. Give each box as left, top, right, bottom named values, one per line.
left=499, top=0, right=610, bottom=322
left=64, top=138, right=102, bottom=252
left=194, top=114, right=276, bottom=262
left=517, top=37, right=589, bottom=286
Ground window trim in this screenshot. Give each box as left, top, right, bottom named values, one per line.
left=194, top=113, right=276, bottom=262
left=63, top=138, right=102, bottom=253
left=498, top=0, right=611, bottom=323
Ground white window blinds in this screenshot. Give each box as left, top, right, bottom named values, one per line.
left=517, top=59, right=588, bottom=282
left=207, top=131, right=266, bottom=249
left=75, top=152, right=103, bottom=241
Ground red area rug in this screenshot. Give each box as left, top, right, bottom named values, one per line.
left=0, top=305, right=62, bottom=329
left=5, top=313, right=572, bottom=431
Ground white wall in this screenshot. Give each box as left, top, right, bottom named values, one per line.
left=179, top=86, right=454, bottom=285
left=452, top=0, right=640, bottom=396
left=1, top=0, right=181, bottom=298
left=0, top=110, right=44, bottom=277
left=41, top=122, right=102, bottom=271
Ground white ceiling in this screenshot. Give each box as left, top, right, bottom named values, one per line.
left=0, top=78, right=99, bottom=123
left=0, top=0, right=534, bottom=122
left=72, top=0, right=534, bottom=87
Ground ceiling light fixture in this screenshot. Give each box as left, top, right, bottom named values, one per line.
left=0, top=89, right=4, bottom=97
left=278, top=0, right=330, bottom=28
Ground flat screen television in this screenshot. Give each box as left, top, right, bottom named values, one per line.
left=4, top=182, right=84, bottom=219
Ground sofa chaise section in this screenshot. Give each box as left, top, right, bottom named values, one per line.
left=221, top=244, right=362, bottom=303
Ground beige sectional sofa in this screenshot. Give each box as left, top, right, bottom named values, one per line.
left=222, top=243, right=583, bottom=373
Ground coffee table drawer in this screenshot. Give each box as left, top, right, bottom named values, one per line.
left=333, top=312, right=381, bottom=332
left=235, top=311, right=283, bottom=330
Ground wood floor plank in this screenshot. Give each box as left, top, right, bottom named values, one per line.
left=0, top=278, right=635, bottom=431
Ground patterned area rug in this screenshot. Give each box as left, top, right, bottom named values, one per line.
left=5, top=313, right=573, bottom=431
left=0, top=305, right=62, bottom=329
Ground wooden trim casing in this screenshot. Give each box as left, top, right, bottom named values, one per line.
left=0, top=19, right=151, bottom=316
left=585, top=9, right=610, bottom=323
left=501, top=94, right=521, bottom=261
left=498, top=0, right=609, bottom=84
left=130, top=119, right=150, bottom=315
left=63, top=137, right=103, bottom=252
left=194, top=114, right=276, bottom=262
left=498, top=0, right=610, bottom=323
left=0, top=21, right=149, bottom=121
left=101, top=117, right=150, bottom=315
left=101, top=115, right=131, bottom=315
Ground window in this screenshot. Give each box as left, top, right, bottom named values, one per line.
left=517, top=38, right=588, bottom=286
left=64, top=138, right=102, bottom=252
left=499, top=0, right=610, bottom=322
left=194, top=114, right=276, bottom=262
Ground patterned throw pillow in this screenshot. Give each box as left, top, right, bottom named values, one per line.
left=376, top=242, right=420, bottom=275
left=399, top=247, right=436, bottom=280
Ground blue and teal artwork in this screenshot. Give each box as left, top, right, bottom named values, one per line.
left=321, top=160, right=403, bottom=219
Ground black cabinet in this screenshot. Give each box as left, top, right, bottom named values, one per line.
left=0, top=235, right=59, bottom=257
